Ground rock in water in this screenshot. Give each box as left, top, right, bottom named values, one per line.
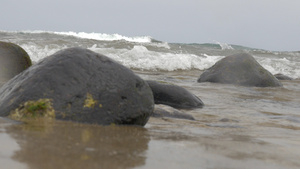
left=197, top=53, right=282, bottom=87
left=146, top=80, right=204, bottom=109
left=0, top=47, right=154, bottom=126
left=153, top=104, right=195, bottom=120
left=274, top=73, right=293, bottom=80
left=0, top=41, right=32, bottom=86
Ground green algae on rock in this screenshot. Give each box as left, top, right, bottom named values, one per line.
left=83, top=93, right=98, bottom=108
left=9, top=99, right=55, bottom=121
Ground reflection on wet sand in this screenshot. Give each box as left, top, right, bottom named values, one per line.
left=1, top=77, right=300, bottom=169
left=144, top=118, right=300, bottom=169
left=2, top=115, right=300, bottom=169
left=6, top=119, right=149, bottom=169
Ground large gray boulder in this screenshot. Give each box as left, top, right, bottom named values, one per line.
left=197, top=53, right=282, bottom=87
left=0, top=41, right=32, bottom=86
left=146, top=80, right=204, bottom=109
left=0, top=47, right=154, bottom=126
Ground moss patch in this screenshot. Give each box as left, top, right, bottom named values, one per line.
left=9, top=98, right=55, bottom=121
left=84, top=93, right=97, bottom=108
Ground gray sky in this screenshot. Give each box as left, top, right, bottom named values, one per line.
left=1, top=0, right=299, bottom=51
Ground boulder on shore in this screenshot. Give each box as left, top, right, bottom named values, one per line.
left=197, top=53, right=282, bottom=87
left=146, top=80, right=204, bottom=109
left=0, top=47, right=154, bottom=126
left=0, top=41, right=32, bottom=86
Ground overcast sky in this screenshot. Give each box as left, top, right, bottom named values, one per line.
left=1, top=0, right=299, bottom=51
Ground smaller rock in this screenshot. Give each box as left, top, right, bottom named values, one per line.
left=0, top=41, right=32, bottom=86
left=197, top=53, right=282, bottom=87
left=146, top=80, right=204, bottom=109
left=153, top=104, right=195, bottom=120
left=274, top=73, right=293, bottom=80
left=219, top=118, right=239, bottom=123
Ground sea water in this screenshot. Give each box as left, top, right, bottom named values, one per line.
left=0, top=30, right=300, bottom=169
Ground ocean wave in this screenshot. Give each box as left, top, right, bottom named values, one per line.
left=53, top=31, right=153, bottom=43
left=15, top=30, right=152, bottom=43
left=1, top=30, right=299, bottom=78
left=20, top=41, right=299, bottom=78
left=255, top=56, right=300, bottom=79
left=20, top=43, right=66, bottom=63
left=89, top=45, right=224, bottom=71
left=0, top=30, right=153, bottom=43
left=213, top=41, right=234, bottom=50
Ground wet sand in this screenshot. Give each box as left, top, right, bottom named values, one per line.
left=1, top=70, right=300, bottom=169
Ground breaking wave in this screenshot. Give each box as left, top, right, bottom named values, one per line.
left=1, top=30, right=299, bottom=78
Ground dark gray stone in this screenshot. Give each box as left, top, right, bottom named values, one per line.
left=153, top=104, right=195, bottom=120
left=146, top=80, right=204, bottom=109
left=0, top=47, right=154, bottom=126
left=197, top=53, right=282, bottom=87
left=274, top=73, right=293, bottom=80
left=0, top=41, right=32, bottom=87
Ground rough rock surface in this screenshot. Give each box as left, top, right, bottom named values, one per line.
left=197, top=53, right=282, bottom=87
left=0, top=47, right=154, bottom=126
left=146, top=80, right=204, bottom=109
left=0, top=41, right=32, bottom=86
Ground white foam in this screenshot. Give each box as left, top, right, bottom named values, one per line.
left=255, top=56, right=300, bottom=79
left=89, top=45, right=224, bottom=71
left=18, top=40, right=300, bottom=78
left=53, top=31, right=152, bottom=43
left=21, top=42, right=226, bottom=71
left=5, top=30, right=298, bottom=78
left=214, top=40, right=234, bottom=50
left=20, top=43, right=66, bottom=63
left=200, top=54, right=225, bottom=68
left=147, top=41, right=171, bottom=49
left=1, top=30, right=153, bottom=43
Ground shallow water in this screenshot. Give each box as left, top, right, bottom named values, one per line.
left=1, top=29, right=300, bottom=169
left=1, top=70, right=300, bottom=169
